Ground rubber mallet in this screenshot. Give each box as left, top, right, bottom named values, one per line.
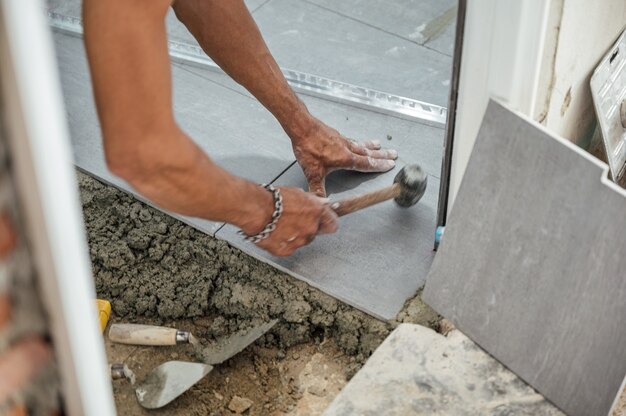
left=330, top=164, right=428, bottom=216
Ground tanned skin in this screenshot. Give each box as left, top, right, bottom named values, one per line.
left=83, top=0, right=397, bottom=256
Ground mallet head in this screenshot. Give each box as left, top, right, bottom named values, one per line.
left=393, top=164, right=428, bottom=207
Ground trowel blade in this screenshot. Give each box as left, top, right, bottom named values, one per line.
left=200, top=319, right=278, bottom=365
left=135, top=361, right=213, bottom=409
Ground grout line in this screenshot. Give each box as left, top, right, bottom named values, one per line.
left=214, top=160, right=298, bottom=235
left=301, top=0, right=453, bottom=59
left=173, top=63, right=256, bottom=102
left=214, top=222, right=228, bottom=234
left=269, top=160, right=298, bottom=185
left=250, top=0, right=273, bottom=13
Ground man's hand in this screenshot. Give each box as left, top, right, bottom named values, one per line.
left=291, top=121, right=398, bottom=197
left=238, top=187, right=338, bottom=257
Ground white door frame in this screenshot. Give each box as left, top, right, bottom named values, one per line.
left=444, top=0, right=551, bottom=216
left=0, top=1, right=115, bottom=414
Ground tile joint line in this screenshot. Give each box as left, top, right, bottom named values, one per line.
left=48, top=12, right=447, bottom=127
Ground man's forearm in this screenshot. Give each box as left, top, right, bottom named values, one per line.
left=172, top=0, right=317, bottom=140
left=83, top=0, right=273, bottom=232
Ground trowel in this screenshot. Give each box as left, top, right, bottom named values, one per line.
left=109, top=319, right=278, bottom=364
left=111, top=361, right=212, bottom=409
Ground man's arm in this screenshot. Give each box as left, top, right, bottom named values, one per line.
left=172, top=0, right=398, bottom=196
left=83, top=0, right=336, bottom=256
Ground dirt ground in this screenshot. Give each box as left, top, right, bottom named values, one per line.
left=105, top=317, right=352, bottom=415
left=78, top=172, right=440, bottom=414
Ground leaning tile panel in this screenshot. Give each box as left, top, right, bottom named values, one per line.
left=424, top=100, right=626, bottom=416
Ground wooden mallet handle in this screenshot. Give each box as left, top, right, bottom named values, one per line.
left=328, top=164, right=428, bottom=217
left=330, top=183, right=401, bottom=217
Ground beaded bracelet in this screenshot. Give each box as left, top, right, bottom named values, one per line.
left=237, top=184, right=283, bottom=243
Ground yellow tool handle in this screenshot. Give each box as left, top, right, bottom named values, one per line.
left=96, top=299, right=111, bottom=333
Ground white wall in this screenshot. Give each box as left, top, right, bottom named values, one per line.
left=449, top=0, right=626, bottom=213
left=534, top=0, right=626, bottom=146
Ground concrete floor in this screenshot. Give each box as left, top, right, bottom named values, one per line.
left=50, top=0, right=454, bottom=319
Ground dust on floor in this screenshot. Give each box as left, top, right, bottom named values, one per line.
left=78, top=172, right=440, bottom=414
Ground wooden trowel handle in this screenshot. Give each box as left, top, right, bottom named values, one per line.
left=109, top=324, right=180, bottom=346
left=330, top=183, right=400, bottom=217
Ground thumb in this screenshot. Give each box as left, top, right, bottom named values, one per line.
left=307, top=177, right=327, bottom=198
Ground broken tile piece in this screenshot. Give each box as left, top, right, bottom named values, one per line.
left=324, top=324, right=562, bottom=416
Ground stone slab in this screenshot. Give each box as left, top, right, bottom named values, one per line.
left=217, top=144, right=442, bottom=320
left=252, top=0, right=452, bottom=106
left=53, top=32, right=295, bottom=235
left=179, top=62, right=447, bottom=176
left=423, top=100, right=626, bottom=416
left=324, top=324, right=563, bottom=416
left=49, top=0, right=452, bottom=106
left=307, top=0, right=457, bottom=56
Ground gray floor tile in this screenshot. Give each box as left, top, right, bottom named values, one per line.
left=48, top=0, right=266, bottom=16
left=424, top=100, right=626, bottom=416
left=181, top=63, right=445, bottom=177
left=306, top=0, right=457, bottom=56
left=216, top=150, right=441, bottom=320
left=47, top=0, right=264, bottom=45
left=47, top=0, right=80, bottom=17
left=252, top=0, right=452, bottom=106
left=53, top=32, right=295, bottom=235
left=424, top=18, right=456, bottom=57
left=49, top=0, right=453, bottom=105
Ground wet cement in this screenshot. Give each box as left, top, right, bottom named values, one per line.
left=78, top=172, right=439, bottom=360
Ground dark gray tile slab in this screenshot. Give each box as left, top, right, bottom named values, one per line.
left=251, top=0, right=452, bottom=106
left=423, top=100, right=626, bottom=416
left=46, top=0, right=80, bottom=16
left=48, top=0, right=265, bottom=45
left=181, top=62, right=446, bottom=177
left=325, top=324, right=563, bottom=416
left=217, top=162, right=440, bottom=320
left=53, top=32, right=295, bottom=235
left=307, top=0, right=457, bottom=57
left=424, top=19, right=456, bottom=57
left=186, top=62, right=444, bottom=319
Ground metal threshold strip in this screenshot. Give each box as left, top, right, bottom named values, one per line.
left=48, top=12, right=447, bottom=127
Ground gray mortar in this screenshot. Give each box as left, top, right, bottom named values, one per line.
left=78, top=172, right=439, bottom=361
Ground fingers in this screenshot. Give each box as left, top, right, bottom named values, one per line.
left=348, top=140, right=398, bottom=160
left=363, top=139, right=381, bottom=150
left=0, top=337, right=51, bottom=403
left=350, top=154, right=396, bottom=173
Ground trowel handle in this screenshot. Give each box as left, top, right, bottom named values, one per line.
left=109, top=324, right=191, bottom=346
